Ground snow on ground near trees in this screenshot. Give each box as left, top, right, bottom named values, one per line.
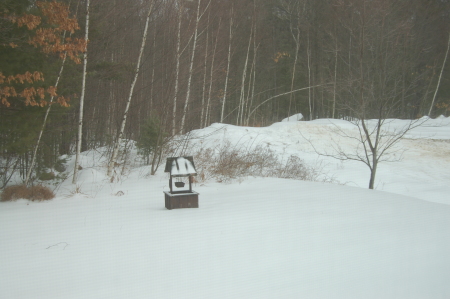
left=1, top=116, right=450, bottom=298
left=189, top=116, right=450, bottom=205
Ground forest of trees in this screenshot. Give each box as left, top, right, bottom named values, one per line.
left=1, top=0, right=449, bottom=186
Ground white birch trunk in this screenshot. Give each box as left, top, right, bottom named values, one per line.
left=428, top=31, right=450, bottom=116
left=150, top=24, right=156, bottom=111
left=246, top=84, right=327, bottom=123
left=107, top=2, right=154, bottom=177
left=332, top=35, right=338, bottom=119
left=288, top=28, right=300, bottom=119
left=243, top=65, right=253, bottom=125
left=180, top=0, right=210, bottom=133
left=220, top=5, right=233, bottom=123
left=25, top=54, right=67, bottom=186
left=307, top=30, right=312, bottom=120
left=205, top=18, right=220, bottom=128
left=172, top=5, right=182, bottom=136
left=246, top=56, right=257, bottom=126
left=200, top=10, right=210, bottom=128
left=73, top=0, right=90, bottom=184
left=237, top=25, right=252, bottom=126
left=246, top=40, right=258, bottom=126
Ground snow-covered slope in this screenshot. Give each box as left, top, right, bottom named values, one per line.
left=1, top=116, right=450, bottom=298
left=186, top=116, right=450, bottom=205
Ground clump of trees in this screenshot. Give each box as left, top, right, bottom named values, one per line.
left=1, top=0, right=449, bottom=188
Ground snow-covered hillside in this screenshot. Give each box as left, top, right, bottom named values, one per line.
left=1, top=116, right=450, bottom=298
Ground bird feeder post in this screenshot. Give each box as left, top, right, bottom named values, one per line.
left=163, top=156, right=199, bottom=210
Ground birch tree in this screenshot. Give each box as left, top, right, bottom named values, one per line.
left=73, top=0, right=90, bottom=184
left=25, top=54, right=67, bottom=186
left=204, top=17, right=221, bottom=128
left=107, top=0, right=155, bottom=178
left=280, top=0, right=303, bottom=120
left=200, top=9, right=210, bottom=128
left=428, top=31, right=450, bottom=117
left=172, top=2, right=182, bottom=136
left=236, top=23, right=252, bottom=126
left=220, top=3, right=233, bottom=123
left=179, top=0, right=211, bottom=134
left=19, top=1, right=85, bottom=186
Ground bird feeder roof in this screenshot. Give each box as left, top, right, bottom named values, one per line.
left=165, top=156, right=197, bottom=177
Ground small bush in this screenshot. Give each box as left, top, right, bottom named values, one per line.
left=1, top=184, right=54, bottom=202
left=28, top=185, right=55, bottom=201
left=193, top=140, right=323, bottom=183
left=1, top=185, right=30, bottom=201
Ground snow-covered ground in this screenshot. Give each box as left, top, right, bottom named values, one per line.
left=1, top=116, right=450, bottom=298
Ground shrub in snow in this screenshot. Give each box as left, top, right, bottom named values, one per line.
left=28, top=185, right=55, bottom=201
left=1, top=185, right=30, bottom=201
left=193, top=141, right=321, bottom=183
left=1, top=184, right=54, bottom=202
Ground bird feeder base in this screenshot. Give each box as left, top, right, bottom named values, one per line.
left=164, top=191, right=199, bottom=210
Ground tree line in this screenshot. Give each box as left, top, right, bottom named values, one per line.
left=1, top=0, right=449, bottom=186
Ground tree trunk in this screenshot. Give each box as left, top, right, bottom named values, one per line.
left=332, top=34, right=338, bottom=119
left=205, top=18, right=220, bottom=128
left=107, top=1, right=154, bottom=177
left=307, top=30, right=312, bottom=120
left=25, top=54, right=67, bottom=186
left=237, top=24, right=252, bottom=126
left=180, top=0, right=210, bottom=133
left=288, top=19, right=300, bottom=120
left=200, top=9, right=210, bottom=128
left=172, top=4, right=182, bottom=136
left=150, top=24, right=156, bottom=111
left=220, top=4, right=233, bottom=123
left=368, top=159, right=378, bottom=189
left=428, top=31, right=450, bottom=117
left=73, top=0, right=90, bottom=184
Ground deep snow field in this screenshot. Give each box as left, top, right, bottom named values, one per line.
left=1, top=116, right=450, bottom=298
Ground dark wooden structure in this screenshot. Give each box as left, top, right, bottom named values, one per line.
left=164, top=156, right=199, bottom=210
left=164, top=191, right=199, bottom=209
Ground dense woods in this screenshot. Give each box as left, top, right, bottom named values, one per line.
left=1, top=0, right=449, bottom=187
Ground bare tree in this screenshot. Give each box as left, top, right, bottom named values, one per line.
left=280, top=0, right=304, bottom=119
left=204, top=17, right=221, bottom=128
left=220, top=3, right=233, bottom=123
left=200, top=9, right=210, bottom=128
left=428, top=31, right=450, bottom=117
left=73, top=0, right=90, bottom=184
left=172, top=1, right=183, bottom=136
left=304, top=0, right=433, bottom=189
left=236, top=23, right=252, bottom=126
left=107, top=0, right=155, bottom=178
left=25, top=53, right=67, bottom=186
left=180, top=0, right=211, bottom=133
left=305, top=117, right=426, bottom=189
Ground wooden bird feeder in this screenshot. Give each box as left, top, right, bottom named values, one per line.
left=163, top=156, right=199, bottom=210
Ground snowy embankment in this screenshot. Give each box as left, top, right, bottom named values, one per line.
left=1, top=116, right=450, bottom=298
left=188, top=116, right=450, bottom=205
